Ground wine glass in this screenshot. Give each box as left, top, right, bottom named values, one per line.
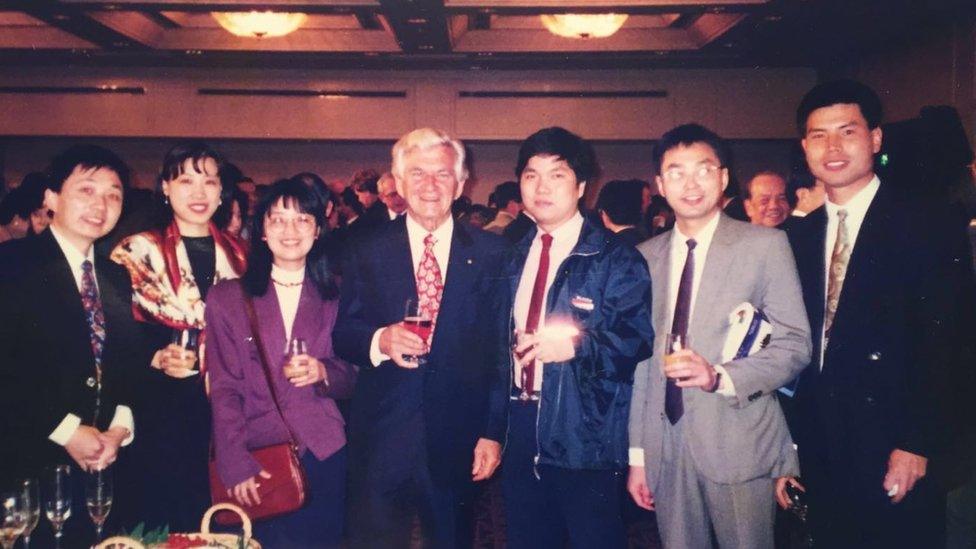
left=0, top=491, right=27, bottom=549
left=18, top=479, right=39, bottom=549
left=283, top=336, right=308, bottom=380
left=402, top=299, right=432, bottom=365
left=85, top=468, right=112, bottom=544
left=44, top=465, right=72, bottom=548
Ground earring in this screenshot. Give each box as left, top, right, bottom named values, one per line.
left=164, top=195, right=169, bottom=205
left=219, top=199, right=223, bottom=205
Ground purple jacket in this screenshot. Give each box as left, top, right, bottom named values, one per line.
left=206, top=280, right=356, bottom=487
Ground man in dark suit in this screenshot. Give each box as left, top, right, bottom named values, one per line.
left=596, top=178, right=647, bottom=247
left=782, top=79, right=975, bottom=547
left=334, top=128, right=509, bottom=548
left=0, top=144, right=144, bottom=544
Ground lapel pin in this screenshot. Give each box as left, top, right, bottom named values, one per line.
left=466, top=258, right=473, bottom=265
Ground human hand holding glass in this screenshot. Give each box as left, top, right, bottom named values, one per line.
left=283, top=336, right=308, bottom=380
left=401, top=299, right=432, bottom=365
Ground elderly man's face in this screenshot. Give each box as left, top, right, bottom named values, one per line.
left=378, top=176, right=407, bottom=215
left=744, top=174, right=789, bottom=227
left=395, top=144, right=463, bottom=231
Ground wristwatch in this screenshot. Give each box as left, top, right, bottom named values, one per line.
left=705, top=367, right=722, bottom=393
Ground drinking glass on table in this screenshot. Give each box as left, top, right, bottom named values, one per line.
left=18, top=479, right=39, bottom=549
left=283, top=336, right=308, bottom=380
left=0, top=491, right=27, bottom=549
left=85, top=468, right=112, bottom=544
left=44, top=465, right=71, bottom=549
left=402, top=299, right=432, bottom=365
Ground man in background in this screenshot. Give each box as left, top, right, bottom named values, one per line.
left=743, top=171, right=791, bottom=228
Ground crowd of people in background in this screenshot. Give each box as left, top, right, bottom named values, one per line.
left=0, top=78, right=975, bottom=549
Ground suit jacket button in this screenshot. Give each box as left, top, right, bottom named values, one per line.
left=868, top=351, right=881, bottom=361
left=865, top=396, right=876, bottom=404
left=86, top=377, right=97, bottom=388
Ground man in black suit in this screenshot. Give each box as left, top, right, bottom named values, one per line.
left=0, top=145, right=144, bottom=543
left=596, top=178, right=647, bottom=247
left=334, top=128, right=508, bottom=548
left=781, top=80, right=974, bottom=548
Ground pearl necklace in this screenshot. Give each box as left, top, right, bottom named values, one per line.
left=272, top=278, right=304, bottom=288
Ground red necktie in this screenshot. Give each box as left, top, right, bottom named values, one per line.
left=416, top=233, right=444, bottom=338
left=522, top=233, right=553, bottom=396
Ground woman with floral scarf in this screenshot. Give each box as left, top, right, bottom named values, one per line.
left=111, top=142, right=247, bottom=531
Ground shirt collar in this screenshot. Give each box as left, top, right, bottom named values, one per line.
left=49, top=225, right=94, bottom=267
left=825, top=175, right=880, bottom=219
left=536, top=211, right=584, bottom=246
left=405, top=212, right=454, bottom=244
left=672, top=210, right=721, bottom=250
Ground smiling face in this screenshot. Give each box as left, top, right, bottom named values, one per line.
left=263, top=198, right=318, bottom=271
left=656, top=142, right=728, bottom=235
left=520, top=154, right=584, bottom=233
left=162, top=157, right=222, bottom=236
left=45, top=166, right=123, bottom=253
left=744, top=173, right=789, bottom=228
left=801, top=103, right=882, bottom=205
left=395, top=144, right=464, bottom=231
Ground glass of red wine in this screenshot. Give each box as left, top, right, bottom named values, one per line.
left=402, top=299, right=432, bottom=365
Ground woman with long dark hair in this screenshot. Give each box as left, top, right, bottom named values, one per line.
left=110, top=142, right=247, bottom=530
left=207, top=177, right=354, bottom=547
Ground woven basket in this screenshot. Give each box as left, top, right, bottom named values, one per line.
left=97, top=503, right=261, bottom=548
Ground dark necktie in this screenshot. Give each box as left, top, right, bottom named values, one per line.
left=521, top=233, right=553, bottom=396
left=666, top=238, right=696, bottom=424
left=81, top=260, right=106, bottom=421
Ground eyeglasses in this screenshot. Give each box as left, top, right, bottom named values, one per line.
left=265, top=214, right=316, bottom=233
left=662, top=164, right=723, bottom=184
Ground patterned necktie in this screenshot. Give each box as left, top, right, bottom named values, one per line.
left=416, top=233, right=444, bottom=338
left=666, top=238, right=696, bottom=425
left=80, top=260, right=106, bottom=378
left=824, top=209, right=850, bottom=338
left=521, top=233, right=553, bottom=396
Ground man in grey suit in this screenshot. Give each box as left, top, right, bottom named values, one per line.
left=627, top=124, right=812, bottom=548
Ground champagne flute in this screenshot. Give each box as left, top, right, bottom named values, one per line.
left=44, top=465, right=71, bottom=549
left=170, top=328, right=201, bottom=373
left=18, top=479, right=39, bottom=549
left=283, top=336, right=308, bottom=380
left=0, top=491, right=27, bottom=549
left=402, top=299, right=432, bottom=365
left=85, top=468, right=112, bottom=544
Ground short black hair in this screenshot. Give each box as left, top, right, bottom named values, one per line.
left=18, top=172, right=50, bottom=211
left=241, top=177, right=336, bottom=300
left=653, top=124, right=730, bottom=176
left=0, top=185, right=30, bottom=224
left=46, top=144, right=131, bottom=193
left=351, top=168, right=380, bottom=195
left=743, top=170, right=786, bottom=199
left=339, top=187, right=364, bottom=216
left=292, top=171, right=333, bottom=207
left=492, top=181, right=521, bottom=209
left=796, top=79, right=883, bottom=135
left=515, top=127, right=597, bottom=184
left=596, top=179, right=643, bottom=226
left=154, top=141, right=233, bottom=227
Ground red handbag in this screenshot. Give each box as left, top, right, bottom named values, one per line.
left=208, top=286, right=308, bottom=525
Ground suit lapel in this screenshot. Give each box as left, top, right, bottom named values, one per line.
left=37, top=232, right=97, bottom=371
left=255, top=286, right=288, bottom=357
left=432, top=222, right=476, bottom=352
left=689, top=215, right=736, bottom=339
left=386, top=218, right=419, bottom=322
left=290, top=282, right=322, bottom=346
left=647, top=235, right=671, bottom=338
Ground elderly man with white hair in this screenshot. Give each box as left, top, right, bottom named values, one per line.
left=334, top=128, right=510, bottom=548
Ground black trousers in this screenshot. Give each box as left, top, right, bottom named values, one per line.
left=346, top=413, right=472, bottom=549
left=501, top=401, right=627, bottom=549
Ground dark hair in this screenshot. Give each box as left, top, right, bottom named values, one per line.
left=743, top=170, right=786, bottom=199
left=214, top=186, right=249, bottom=232
left=241, top=177, right=337, bottom=300
left=46, top=144, right=131, bottom=193
left=515, top=127, right=597, bottom=184
left=0, top=186, right=30, bottom=224
left=596, top=179, right=643, bottom=226
left=154, top=141, right=232, bottom=227
left=18, top=172, right=50, bottom=211
left=351, top=168, right=380, bottom=195
left=339, top=187, right=364, bottom=216
left=796, top=79, right=883, bottom=135
left=292, top=172, right=333, bottom=207
left=492, top=181, right=521, bottom=209
left=653, top=124, right=730, bottom=176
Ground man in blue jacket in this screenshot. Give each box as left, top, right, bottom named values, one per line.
left=500, top=127, right=654, bottom=548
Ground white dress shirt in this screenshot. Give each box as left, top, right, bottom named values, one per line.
left=271, top=263, right=305, bottom=342
left=819, top=176, right=880, bottom=369
left=369, top=214, right=455, bottom=366
left=48, top=226, right=135, bottom=447
left=512, top=212, right=584, bottom=391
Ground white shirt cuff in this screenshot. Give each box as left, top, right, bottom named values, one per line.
left=49, top=414, right=82, bottom=446
left=629, top=447, right=645, bottom=467
left=369, top=329, right=390, bottom=367
left=714, top=364, right=737, bottom=396
left=109, top=405, right=135, bottom=446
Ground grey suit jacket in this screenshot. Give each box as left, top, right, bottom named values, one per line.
left=629, top=214, right=811, bottom=488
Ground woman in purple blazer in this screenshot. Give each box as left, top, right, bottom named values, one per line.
left=206, top=177, right=355, bottom=547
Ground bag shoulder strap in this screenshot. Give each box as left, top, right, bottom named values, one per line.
left=240, top=282, right=300, bottom=449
